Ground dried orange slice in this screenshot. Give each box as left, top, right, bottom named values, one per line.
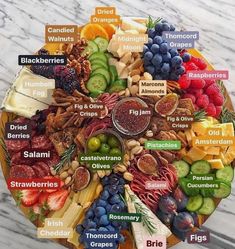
left=80, top=24, right=109, bottom=40
left=119, top=230, right=136, bottom=249
left=100, top=24, right=116, bottom=40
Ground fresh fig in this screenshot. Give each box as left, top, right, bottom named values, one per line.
left=137, top=154, right=158, bottom=175
left=155, top=93, right=179, bottom=117
left=73, top=167, right=91, bottom=191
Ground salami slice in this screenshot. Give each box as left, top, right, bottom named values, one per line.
left=31, top=135, right=52, bottom=150
left=32, top=165, right=46, bottom=178
left=5, top=140, right=30, bottom=152
left=35, top=162, right=50, bottom=176
left=46, top=153, right=60, bottom=168
left=9, top=164, right=36, bottom=178
left=11, top=152, right=33, bottom=166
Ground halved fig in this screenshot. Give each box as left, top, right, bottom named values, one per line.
left=155, top=93, right=179, bottom=117
left=137, top=154, right=158, bottom=176
left=73, top=167, right=91, bottom=191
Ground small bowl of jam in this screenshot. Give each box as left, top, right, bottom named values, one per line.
left=112, top=97, right=152, bottom=137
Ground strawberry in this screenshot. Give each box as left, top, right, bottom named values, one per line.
left=178, top=75, right=191, bottom=89
left=196, top=94, right=209, bottom=109
left=44, top=176, right=62, bottom=193
left=182, top=93, right=196, bottom=103
left=38, top=192, right=49, bottom=206
left=20, top=190, right=40, bottom=207
left=32, top=203, right=40, bottom=214
left=206, top=103, right=216, bottom=117
left=215, top=106, right=223, bottom=118
left=47, top=189, right=69, bottom=211
left=205, top=83, right=220, bottom=95
left=190, top=79, right=205, bottom=89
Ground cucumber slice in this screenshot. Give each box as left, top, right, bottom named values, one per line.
left=173, top=160, right=190, bottom=178
left=91, top=68, right=111, bottom=85
left=108, top=80, right=127, bottom=93
left=89, top=90, right=104, bottom=98
left=198, top=197, right=215, bottom=215
left=91, top=60, right=108, bottom=70
left=109, top=65, right=118, bottom=83
left=87, top=74, right=107, bottom=93
left=191, top=160, right=211, bottom=174
left=91, top=63, right=104, bottom=71
left=200, top=189, right=214, bottom=198
left=105, top=52, right=113, bottom=59
left=186, top=195, right=203, bottom=212
left=216, top=166, right=234, bottom=182
left=82, top=41, right=99, bottom=57
left=179, top=178, right=200, bottom=196
left=213, top=181, right=231, bottom=199
left=89, top=52, right=108, bottom=63
left=94, top=37, right=109, bottom=52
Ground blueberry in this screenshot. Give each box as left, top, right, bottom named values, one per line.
left=159, top=43, right=168, bottom=54
left=106, top=225, right=116, bottom=231
left=162, top=52, right=171, bottom=62
left=146, top=65, right=155, bottom=75
left=147, top=38, right=153, bottom=47
left=171, top=56, right=183, bottom=66
left=110, top=204, right=122, bottom=212
left=151, top=54, right=162, bottom=66
left=153, top=36, right=163, bottom=45
left=162, top=23, right=170, bottom=31
left=110, top=194, right=121, bottom=204
left=75, top=224, right=84, bottom=234
left=85, top=210, right=94, bottom=219
left=95, top=206, right=106, bottom=217
left=182, top=53, right=191, bottom=62
left=148, top=28, right=156, bottom=38
left=175, top=66, right=185, bottom=75
left=108, top=185, right=119, bottom=195
left=96, top=199, right=107, bottom=207
left=161, top=63, right=170, bottom=74
left=155, top=23, right=163, bottom=32
left=169, top=48, right=179, bottom=57
left=99, top=215, right=109, bottom=226
left=170, top=24, right=176, bottom=31
left=144, top=51, right=153, bottom=61
left=150, top=44, right=160, bottom=54
left=143, top=45, right=149, bottom=53
left=154, top=75, right=163, bottom=80
left=98, top=227, right=108, bottom=231
left=101, top=190, right=109, bottom=200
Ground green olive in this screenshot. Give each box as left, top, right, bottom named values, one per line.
left=97, top=133, right=108, bottom=143
left=87, top=137, right=101, bottom=152
left=99, top=143, right=110, bottom=154
left=107, top=135, right=120, bottom=148
left=110, top=148, right=122, bottom=156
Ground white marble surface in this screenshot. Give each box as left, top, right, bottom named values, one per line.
left=0, top=0, right=235, bottom=248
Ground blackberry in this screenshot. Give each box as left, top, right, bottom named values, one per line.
left=60, top=67, right=77, bottom=83
left=31, top=65, right=55, bottom=79
left=62, top=80, right=78, bottom=94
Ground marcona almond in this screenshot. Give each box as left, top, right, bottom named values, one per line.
left=145, top=130, right=154, bottom=137
left=132, top=75, right=141, bottom=83
left=50, top=168, right=57, bottom=176
left=126, top=139, right=139, bottom=149
left=124, top=172, right=134, bottom=181
left=139, top=137, right=148, bottom=145
left=115, top=164, right=127, bottom=173
left=130, top=85, right=139, bottom=96
left=65, top=176, right=72, bottom=185
left=60, top=171, right=69, bottom=179
left=68, top=168, right=74, bottom=175
left=143, top=72, right=153, bottom=80
left=71, top=160, right=79, bottom=170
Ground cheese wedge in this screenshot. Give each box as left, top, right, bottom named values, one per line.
left=121, top=18, right=147, bottom=33
left=207, top=159, right=224, bottom=169
left=187, top=147, right=207, bottom=161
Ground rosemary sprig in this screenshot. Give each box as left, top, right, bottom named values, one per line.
left=220, top=107, right=235, bottom=129
left=128, top=194, right=157, bottom=235
left=53, top=144, right=76, bottom=173
left=146, top=16, right=162, bottom=29
left=194, top=109, right=207, bottom=122
left=0, top=138, right=10, bottom=166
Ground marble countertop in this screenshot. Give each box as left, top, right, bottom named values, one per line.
left=0, top=0, right=235, bottom=249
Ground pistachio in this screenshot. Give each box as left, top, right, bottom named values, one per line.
left=65, top=176, right=72, bottom=185
left=126, top=139, right=140, bottom=149
left=68, top=168, right=74, bottom=175
left=123, top=172, right=134, bottom=181
left=60, top=171, right=69, bottom=179
left=145, top=130, right=154, bottom=137
left=131, top=145, right=143, bottom=155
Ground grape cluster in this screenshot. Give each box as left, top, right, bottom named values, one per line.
left=143, top=20, right=185, bottom=81
left=156, top=188, right=199, bottom=241
left=76, top=174, right=128, bottom=249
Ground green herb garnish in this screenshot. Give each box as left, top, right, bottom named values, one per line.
left=53, top=144, right=76, bottom=173
left=220, top=107, right=235, bottom=129
left=194, top=109, right=207, bottom=122
left=146, top=16, right=162, bottom=29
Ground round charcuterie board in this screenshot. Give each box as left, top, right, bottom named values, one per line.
left=0, top=14, right=234, bottom=249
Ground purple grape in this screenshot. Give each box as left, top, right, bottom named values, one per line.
left=159, top=43, right=168, bottom=54
left=151, top=54, right=162, bottom=66
left=153, top=36, right=163, bottom=45
left=162, top=23, right=170, bottom=31
left=144, top=51, right=153, bottom=61
left=150, top=44, right=160, bottom=53
left=182, top=52, right=191, bottom=62
left=161, top=63, right=170, bottom=73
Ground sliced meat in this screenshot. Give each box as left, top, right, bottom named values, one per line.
left=45, top=153, right=60, bottom=168
left=31, top=135, right=52, bottom=150
left=11, top=152, right=33, bottom=166
left=35, top=162, right=50, bottom=176
left=9, top=164, right=36, bottom=178
left=32, top=165, right=46, bottom=178
left=5, top=140, right=30, bottom=152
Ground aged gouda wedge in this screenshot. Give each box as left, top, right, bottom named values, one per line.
left=187, top=147, right=207, bottom=161
left=207, top=159, right=224, bottom=169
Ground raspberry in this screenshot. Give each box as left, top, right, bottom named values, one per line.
left=205, top=79, right=216, bottom=88
left=182, top=93, right=196, bottom=103
left=215, top=106, right=222, bottom=118
left=190, top=79, right=206, bottom=89
left=211, top=93, right=224, bottom=106
left=187, top=88, right=203, bottom=98
left=178, top=75, right=191, bottom=89
left=206, top=103, right=216, bottom=117
left=205, top=83, right=220, bottom=95
left=196, top=58, right=207, bottom=70
left=194, top=104, right=199, bottom=111
left=185, top=62, right=198, bottom=71
left=196, top=94, right=209, bottom=108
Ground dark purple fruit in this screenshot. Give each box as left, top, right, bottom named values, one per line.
left=173, top=187, right=189, bottom=211
left=156, top=209, right=174, bottom=225
left=190, top=212, right=200, bottom=228
left=158, top=195, right=177, bottom=214
left=173, top=212, right=194, bottom=232
left=172, top=223, right=187, bottom=241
